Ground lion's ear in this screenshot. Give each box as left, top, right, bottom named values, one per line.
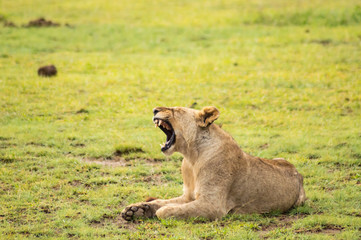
left=197, top=106, right=220, bottom=127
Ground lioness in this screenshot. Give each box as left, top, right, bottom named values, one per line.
left=122, top=106, right=306, bottom=221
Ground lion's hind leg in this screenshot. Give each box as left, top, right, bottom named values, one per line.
left=272, top=157, right=306, bottom=207
left=293, top=174, right=306, bottom=207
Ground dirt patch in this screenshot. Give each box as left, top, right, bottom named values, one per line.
left=345, top=172, right=361, bottom=185
left=345, top=212, right=361, bottom=217
left=70, top=143, right=86, bottom=148
left=259, top=143, right=269, bottom=150
left=334, top=142, right=347, bottom=149
left=115, top=216, right=139, bottom=231
left=258, top=214, right=307, bottom=238
left=261, top=215, right=303, bottom=231
left=38, top=65, right=57, bottom=77
left=75, top=147, right=163, bottom=167
left=114, top=147, right=144, bottom=156
left=82, top=156, right=130, bottom=167
left=3, top=21, right=17, bottom=27
left=0, top=137, right=12, bottom=141
left=26, top=142, right=46, bottom=147
left=25, top=18, right=60, bottom=27
left=137, top=174, right=163, bottom=185
left=0, top=157, right=16, bottom=163
left=307, top=153, right=321, bottom=159
left=88, top=213, right=117, bottom=228
left=68, top=180, right=82, bottom=186
left=76, top=108, right=89, bottom=114
left=89, top=219, right=104, bottom=227
left=340, top=106, right=353, bottom=116
left=310, top=39, right=332, bottom=46
left=271, top=134, right=281, bottom=138
left=345, top=172, right=360, bottom=181
left=0, top=183, right=14, bottom=193
left=39, top=205, right=53, bottom=214
left=82, top=157, right=164, bottom=167
left=0, top=143, right=16, bottom=149
left=294, top=224, right=344, bottom=235
left=65, top=23, right=75, bottom=28
left=141, top=158, right=166, bottom=165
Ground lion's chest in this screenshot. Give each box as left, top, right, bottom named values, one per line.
left=182, top=158, right=204, bottom=201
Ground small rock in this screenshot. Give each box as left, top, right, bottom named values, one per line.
left=38, top=65, right=57, bottom=77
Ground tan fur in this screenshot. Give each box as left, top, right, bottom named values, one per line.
left=121, top=106, right=306, bottom=221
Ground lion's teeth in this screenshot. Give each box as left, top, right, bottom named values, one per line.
left=158, top=120, right=162, bottom=126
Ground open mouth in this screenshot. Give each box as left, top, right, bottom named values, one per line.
left=153, top=118, right=176, bottom=152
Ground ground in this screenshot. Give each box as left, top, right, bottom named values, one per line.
left=0, top=0, right=360, bottom=239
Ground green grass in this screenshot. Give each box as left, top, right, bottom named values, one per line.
left=1, top=0, right=361, bottom=239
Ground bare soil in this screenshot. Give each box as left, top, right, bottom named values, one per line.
left=258, top=214, right=307, bottom=238
left=25, top=18, right=60, bottom=27
left=3, top=21, right=17, bottom=27
left=82, top=156, right=130, bottom=167
left=294, top=224, right=344, bottom=235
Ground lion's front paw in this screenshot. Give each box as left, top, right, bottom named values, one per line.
left=121, top=203, right=155, bottom=221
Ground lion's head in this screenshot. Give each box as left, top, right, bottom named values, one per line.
left=152, top=106, right=220, bottom=155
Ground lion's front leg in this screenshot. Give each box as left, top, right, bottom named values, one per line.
left=156, top=199, right=227, bottom=220
left=121, top=202, right=160, bottom=221
left=121, top=195, right=191, bottom=221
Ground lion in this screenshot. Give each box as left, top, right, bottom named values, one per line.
left=121, top=106, right=306, bottom=221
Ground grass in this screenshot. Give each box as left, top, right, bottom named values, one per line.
left=0, top=0, right=361, bottom=239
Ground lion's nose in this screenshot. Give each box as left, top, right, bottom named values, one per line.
left=153, top=108, right=160, bottom=115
